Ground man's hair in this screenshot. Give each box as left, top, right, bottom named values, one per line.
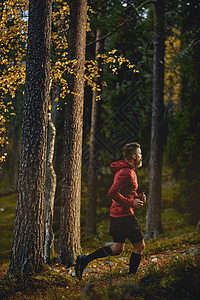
left=123, top=142, right=140, bottom=160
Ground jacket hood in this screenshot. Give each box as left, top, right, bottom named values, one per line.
left=110, top=160, right=134, bottom=172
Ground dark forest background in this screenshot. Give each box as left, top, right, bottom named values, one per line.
left=1, top=0, right=199, bottom=225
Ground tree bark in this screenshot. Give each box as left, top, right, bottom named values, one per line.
left=8, top=0, right=52, bottom=274
left=145, top=0, right=165, bottom=239
left=58, top=0, right=88, bottom=267
left=86, top=26, right=105, bottom=236
left=44, top=111, right=56, bottom=264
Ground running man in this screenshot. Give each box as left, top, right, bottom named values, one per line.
left=76, top=142, right=146, bottom=279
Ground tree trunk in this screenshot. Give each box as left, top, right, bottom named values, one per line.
left=58, top=0, right=88, bottom=267
left=8, top=0, right=52, bottom=274
left=86, top=27, right=105, bottom=236
left=13, top=91, right=19, bottom=190
left=145, top=0, right=165, bottom=239
left=44, top=87, right=59, bottom=263
left=44, top=110, right=57, bottom=264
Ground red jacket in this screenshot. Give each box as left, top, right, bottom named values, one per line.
left=108, top=160, right=142, bottom=217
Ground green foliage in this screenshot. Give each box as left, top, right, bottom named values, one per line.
left=166, top=2, right=200, bottom=223
left=139, top=254, right=200, bottom=299
left=84, top=0, right=154, bottom=174
left=0, top=265, right=76, bottom=299
left=144, top=232, right=200, bottom=257
left=93, top=224, right=104, bottom=245
left=73, top=254, right=200, bottom=300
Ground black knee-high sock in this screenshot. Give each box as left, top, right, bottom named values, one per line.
left=84, top=246, right=113, bottom=267
left=129, top=252, right=141, bottom=274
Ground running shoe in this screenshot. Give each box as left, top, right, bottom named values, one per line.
left=75, top=255, right=87, bottom=280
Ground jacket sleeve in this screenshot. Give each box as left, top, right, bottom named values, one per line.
left=108, top=169, right=134, bottom=207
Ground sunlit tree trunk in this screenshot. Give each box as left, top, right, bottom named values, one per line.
left=44, top=109, right=57, bottom=264
left=44, top=87, right=59, bottom=263
left=58, top=0, right=88, bottom=267
left=145, top=0, right=165, bottom=239
left=8, top=0, right=52, bottom=274
left=86, top=26, right=105, bottom=236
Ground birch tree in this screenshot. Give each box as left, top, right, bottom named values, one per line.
left=44, top=107, right=57, bottom=264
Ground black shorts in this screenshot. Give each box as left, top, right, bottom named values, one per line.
left=109, top=215, right=143, bottom=244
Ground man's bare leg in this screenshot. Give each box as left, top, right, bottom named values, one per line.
left=110, top=242, right=125, bottom=255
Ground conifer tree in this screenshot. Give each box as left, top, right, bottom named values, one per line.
left=145, top=0, right=165, bottom=239
left=8, top=0, right=52, bottom=274
left=86, top=2, right=106, bottom=236
left=58, top=0, right=88, bottom=266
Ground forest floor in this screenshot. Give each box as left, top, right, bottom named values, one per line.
left=0, top=190, right=200, bottom=299
left=0, top=235, right=200, bottom=299
left=0, top=228, right=200, bottom=299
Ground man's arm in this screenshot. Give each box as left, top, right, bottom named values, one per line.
left=108, top=170, right=136, bottom=207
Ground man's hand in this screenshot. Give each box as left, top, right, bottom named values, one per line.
left=141, top=192, right=147, bottom=203
left=132, top=198, right=144, bottom=209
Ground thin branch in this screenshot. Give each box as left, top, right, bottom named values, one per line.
left=132, top=0, right=155, bottom=20
left=86, top=0, right=156, bottom=47
left=137, top=0, right=156, bottom=11
left=87, top=19, right=127, bottom=47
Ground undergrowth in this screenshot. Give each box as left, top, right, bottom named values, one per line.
left=0, top=266, right=75, bottom=299
left=77, top=254, right=200, bottom=300
left=0, top=185, right=200, bottom=299
left=139, top=254, right=200, bottom=300
left=1, top=253, right=199, bottom=299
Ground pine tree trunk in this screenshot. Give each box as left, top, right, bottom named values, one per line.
left=8, top=0, right=52, bottom=275
left=44, top=111, right=56, bottom=264
left=86, top=27, right=105, bottom=236
left=145, top=0, right=165, bottom=239
left=58, top=0, right=88, bottom=267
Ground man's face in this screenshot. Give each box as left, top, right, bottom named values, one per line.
left=134, top=147, right=142, bottom=168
